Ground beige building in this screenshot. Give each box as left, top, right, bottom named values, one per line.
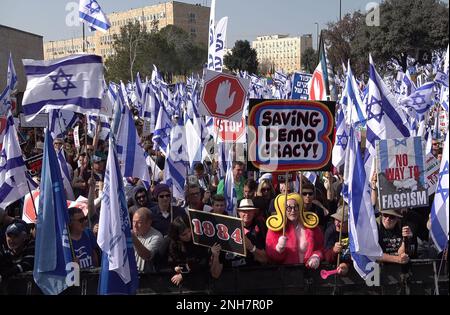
left=252, top=34, right=313, bottom=74
left=44, top=1, right=210, bottom=60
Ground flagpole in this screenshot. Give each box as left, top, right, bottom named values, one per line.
left=282, top=171, right=289, bottom=237
left=82, top=23, right=86, bottom=53
left=336, top=196, right=345, bottom=268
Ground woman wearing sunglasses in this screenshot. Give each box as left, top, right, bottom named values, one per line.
left=265, top=193, right=324, bottom=269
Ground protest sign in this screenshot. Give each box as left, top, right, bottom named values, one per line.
left=291, top=73, right=312, bottom=100
left=188, top=209, right=246, bottom=257
left=376, top=137, right=428, bottom=210
left=25, top=154, right=43, bottom=176
left=247, top=100, right=335, bottom=172
left=425, top=153, right=441, bottom=196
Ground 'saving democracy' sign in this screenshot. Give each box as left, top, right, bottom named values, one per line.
left=247, top=100, right=335, bottom=172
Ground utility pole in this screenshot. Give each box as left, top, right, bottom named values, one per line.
left=315, top=23, right=319, bottom=51
left=340, top=0, right=342, bottom=21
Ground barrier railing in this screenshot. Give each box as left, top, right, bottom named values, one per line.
left=2, top=259, right=448, bottom=295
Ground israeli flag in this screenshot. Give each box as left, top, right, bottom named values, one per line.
left=342, top=61, right=366, bottom=126
left=0, top=113, right=37, bottom=209
left=79, top=0, right=111, bottom=33
left=22, top=54, right=104, bottom=122
left=0, top=86, right=11, bottom=117
left=49, top=109, right=79, bottom=140
left=366, top=55, right=410, bottom=166
left=152, top=104, right=172, bottom=155
left=439, top=46, right=449, bottom=111
left=398, top=82, right=436, bottom=120
left=430, top=132, right=449, bottom=253
left=164, top=117, right=188, bottom=200
left=7, top=52, right=18, bottom=91
left=332, top=108, right=349, bottom=169
left=87, top=114, right=110, bottom=141
left=116, top=101, right=151, bottom=189
left=57, top=148, right=75, bottom=201
left=346, top=128, right=383, bottom=280
left=98, top=137, right=139, bottom=295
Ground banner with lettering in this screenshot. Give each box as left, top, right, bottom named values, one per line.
left=188, top=209, right=246, bottom=257
left=247, top=100, right=335, bottom=172
left=376, top=137, right=428, bottom=210
left=291, top=72, right=312, bottom=100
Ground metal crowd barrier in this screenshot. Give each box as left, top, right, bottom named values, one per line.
left=2, top=260, right=448, bottom=295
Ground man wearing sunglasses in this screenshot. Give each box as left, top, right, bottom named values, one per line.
left=68, top=207, right=99, bottom=269
left=301, top=183, right=329, bottom=230
left=150, top=184, right=187, bottom=236
left=376, top=209, right=417, bottom=265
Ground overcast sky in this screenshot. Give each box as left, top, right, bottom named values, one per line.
left=0, top=0, right=447, bottom=49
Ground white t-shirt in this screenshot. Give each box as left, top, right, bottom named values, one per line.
left=135, top=227, right=163, bottom=272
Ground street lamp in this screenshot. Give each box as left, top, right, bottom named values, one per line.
left=315, top=23, right=319, bottom=50
left=50, top=41, right=55, bottom=60
left=340, top=0, right=342, bottom=21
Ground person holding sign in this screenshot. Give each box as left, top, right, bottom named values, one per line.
left=265, top=193, right=324, bottom=268
left=164, top=216, right=221, bottom=286
left=212, top=199, right=268, bottom=278
left=376, top=209, right=417, bottom=265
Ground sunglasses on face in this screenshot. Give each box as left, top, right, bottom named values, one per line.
left=286, top=205, right=299, bottom=213
left=159, top=194, right=171, bottom=199
left=302, top=191, right=314, bottom=196
left=382, top=214, right=398, bottom=220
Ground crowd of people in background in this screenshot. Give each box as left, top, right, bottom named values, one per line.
left=0, top=115, right=447, bottom=290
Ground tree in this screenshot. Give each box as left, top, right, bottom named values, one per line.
left=325, top=0, right=449, bottom=77
left=105, top=24, right=206, bottom=82
left=105, top=22, right=149, bottom=83
left=301, top=48, right=319, bottom=73
left=224, top=40, right=259, bottom=74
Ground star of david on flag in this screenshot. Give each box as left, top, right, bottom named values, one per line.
left=79, top=0, right=111, bottom=33
left=49, top=69, right=77, bottom=96
left=394, top=139, right=407, bottom=147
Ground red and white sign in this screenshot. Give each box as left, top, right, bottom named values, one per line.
left=22, top=191, right=89, bottom=224
left=214, top=117, right=246, bottom=143
left=200, top=70, right=250, bottom=122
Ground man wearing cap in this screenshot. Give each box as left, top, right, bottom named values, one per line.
left=0, top=220, right=35, bottom=283
left=215, top=199, right=267, bottom=274
left=376, top=209, right=417, bottom=265
left=323, top=205, right=351, bottom=275
left=150, top=184, right=187, bottom=236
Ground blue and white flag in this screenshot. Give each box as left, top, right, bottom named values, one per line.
left=116, top=102, right=151, bottom=189
left=398, top=82, right=436, bottom=120
left=164, top=117, right=188, bottom=200
left=0, top=86, right=11, bottom=117
left=430, top=131, right=449, bottom=253
left=342, top=61, right=366, bottom=126
left=346, top=128, right=383, bottom=280
left=332, top=108, right=349, bottom=169
left=213, top=17, right=228, bottom=72
left=98, top=138, right=139, bottom=295
left=439, top=46, right=449, bottom=111
left=22, top=54, right=104, bottom=122
left=49, top=109, right=79, bottom=140
left=223, top=148, right=237, bottom=216
left=366, top=55, right=410, bottom=168
left=87, top=114, right=110, bottom=141
left=0, top=113, right=37, bottom=209
left=57, top=149, right=75, bottom=201
left=79, top=0, right=111, bottom=33
left=33, top=129, right=73, bottom=295
left=207, top=0, right=216, bottom=70
left=152, top=104, right=172, bottom=155
left=7, top=52, right=18, bottom=91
